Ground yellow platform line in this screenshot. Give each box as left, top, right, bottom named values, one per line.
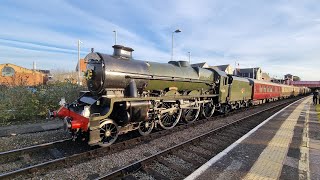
left=244, top=97, right=311, bottom=180
left=298, top=102, right=310, bottom=179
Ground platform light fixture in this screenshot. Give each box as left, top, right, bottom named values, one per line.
left=78, top=40, right=83, bottom=85
left=171, top=29, right=181, bottom=61
left=113, top=30, right=117, bottom=45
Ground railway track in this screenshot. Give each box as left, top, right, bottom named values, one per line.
left=97, top=98, right=301, bottom=180
left=0, top=138, right=92, bottom=176
left=0, top=138, right=72, bottom=157
left=0, top=97, right=302, bottom=179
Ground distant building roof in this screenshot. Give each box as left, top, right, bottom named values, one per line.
left=211, top=64, right=229, bottom=71
left=191, top=62, right=209, bottom=68
left=291, top=81, right=320, bottom=85
left=237, top=67, right=261, bottom=74
left=261, top=72, right=271, bottom=81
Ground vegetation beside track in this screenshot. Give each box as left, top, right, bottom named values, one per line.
left=0, top=82, right=85, bottom=126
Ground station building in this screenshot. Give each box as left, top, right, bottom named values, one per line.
left=0, top=63, right=48, bottom=86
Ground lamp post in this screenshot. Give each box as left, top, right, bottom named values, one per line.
left=113, top=30, right=117, bottom=45
left=188, top=51, right=191, bottom=63
left=234, top=61, right=237, bottom=76
left=171, top=29, right=181, bottom=61
left=252, top=67, right=255, bottom=79
left=77, top=40, right=83, bottom=85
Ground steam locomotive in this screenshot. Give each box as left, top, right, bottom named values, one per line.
left=52, top=45, right=310, bottom=147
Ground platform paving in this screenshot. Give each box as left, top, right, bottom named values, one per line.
left=186, top=96, right=320, bottom=180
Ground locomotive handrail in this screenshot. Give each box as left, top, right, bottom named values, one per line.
left=106, top=71, right=214, bottom=84
left=90, top=94, right=219, bottom=122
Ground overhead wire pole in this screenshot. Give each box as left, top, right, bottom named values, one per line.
left=188, top=52, right=191, bottom=63
left=234, top=61, right=237, bottom=76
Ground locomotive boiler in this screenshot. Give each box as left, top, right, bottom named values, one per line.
left=54, top=45, right=219, bottom=146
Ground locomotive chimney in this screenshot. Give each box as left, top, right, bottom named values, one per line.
left=112, top=45, right=134, bottom=60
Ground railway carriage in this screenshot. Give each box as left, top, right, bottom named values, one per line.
left=293, top=86, right=300, bottom=96
left=251, top=80, right=281, bottom=103
left=281, top=85, right=300, bottom=98
left=281, top=85, right=295, bottom=98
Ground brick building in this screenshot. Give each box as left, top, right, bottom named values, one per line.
left=0, top=63, right=48, bottom=86
left=235, top=67, right=263, bottom=80
left=261, top=72, right=271, bottom=81
left=210, top=64, right=234, bottom=75
left=76, top=59, right=87, bottom=72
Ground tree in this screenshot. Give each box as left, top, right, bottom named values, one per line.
left=50, top=69, right=78, bottom=83
left=293, top=76, right=301, bottom=81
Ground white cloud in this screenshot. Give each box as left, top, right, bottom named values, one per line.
left=0, top=0, right=319, bottom=80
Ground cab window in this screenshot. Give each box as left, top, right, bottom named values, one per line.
left=224, top=77, right=228, bottom=85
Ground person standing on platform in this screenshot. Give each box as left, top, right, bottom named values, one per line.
left=318, top=90, right=320, bottom=104
left=313, top=89, right=319, bottom=105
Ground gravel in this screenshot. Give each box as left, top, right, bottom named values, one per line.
left=7, top=98, right=297, bottom=179
left=163, top=154, right=195, bottom=171
left=188, top=145, right=212, bottom=156
left=198, top=142, right=216, bottom=151
left=177, top=149, right=207, bottom=164
left=0, top=129, right=70, bottom=152
left=147, top=162, right=183, bottom=180
left=132, top=171, right=156, bottom=180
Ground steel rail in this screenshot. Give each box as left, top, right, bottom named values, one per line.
left=0, top=138, right=72, bottom=156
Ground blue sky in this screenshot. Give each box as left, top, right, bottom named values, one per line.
left=0, top=0, right=320, bottom=80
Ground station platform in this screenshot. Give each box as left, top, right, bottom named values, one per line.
left=0, top=119, right=63, bottom=137
left=186, top=96, right=320, bottom=180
